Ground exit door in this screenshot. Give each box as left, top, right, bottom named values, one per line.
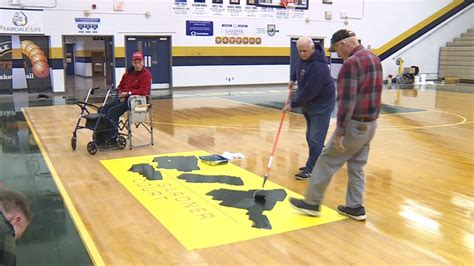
left=126, top=36, right=172, bottom=97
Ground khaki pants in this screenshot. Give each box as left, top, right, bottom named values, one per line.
left=304, top=119, right=377, bottom=208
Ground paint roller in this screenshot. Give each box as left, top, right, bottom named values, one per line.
left=253, top=88, right=292, bottom=202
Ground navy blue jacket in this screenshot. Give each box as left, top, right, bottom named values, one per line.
left=290, top=46, right=335, bottom=108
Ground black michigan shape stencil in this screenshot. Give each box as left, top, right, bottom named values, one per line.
left=207, top=188, right=287, bottom=229
left=177, top=173, right=244, bottom=186
left=129, top=163, right=163, bottom=180
left=130, top=155, right=287, bottom=230
left=153, top=156, right=200, bottom=172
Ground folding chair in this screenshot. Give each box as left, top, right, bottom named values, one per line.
left=119, top=95, right=154, bottom=149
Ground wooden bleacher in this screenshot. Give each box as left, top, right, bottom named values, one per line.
left=439, top=28, right=474, bottom=83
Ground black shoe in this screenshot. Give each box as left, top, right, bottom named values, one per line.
left=299, top=166, right=307, bottom=172
left=337, top=205, right=366, bottom=221
left=295, top=171, right=311, bottom=180
left=289, top=197, right=320, bottom=216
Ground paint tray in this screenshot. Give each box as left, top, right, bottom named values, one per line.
left=199, top=154, right=229, bottom=166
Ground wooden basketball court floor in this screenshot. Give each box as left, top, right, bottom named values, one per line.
left=23, top=86, right=473, bottom=264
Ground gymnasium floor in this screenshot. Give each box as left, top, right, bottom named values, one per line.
left=1, top=82, right=473, bottom=264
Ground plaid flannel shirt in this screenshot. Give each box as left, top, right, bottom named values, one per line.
left=0, top=213, right=16, bottom=266
left=335, top=45, right=383, bottom=136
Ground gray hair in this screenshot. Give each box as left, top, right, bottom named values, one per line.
left=0, top=189, right=32, bottom=224
left=296, top=36, right=315, bottom=48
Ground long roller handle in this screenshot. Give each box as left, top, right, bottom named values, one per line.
left=261, top=88, right=292, bottom=188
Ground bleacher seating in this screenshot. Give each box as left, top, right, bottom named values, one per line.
left=439, top=28, right=474, bottom=82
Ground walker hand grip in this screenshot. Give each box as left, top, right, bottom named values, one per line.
left=76, top=102, right=99, bottom=110
left=90, top=87, right=101, bottom=95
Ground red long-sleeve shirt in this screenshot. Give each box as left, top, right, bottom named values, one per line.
left=117, top=68, right=152, bottom=96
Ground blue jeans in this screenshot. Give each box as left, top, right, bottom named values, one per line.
left=100, top=98, right=128, bottom=139
left=301, top=100, right=334, bottom=173
left=105, top=98, right=128, bottom=128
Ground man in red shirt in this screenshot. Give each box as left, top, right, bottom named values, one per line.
left=109, top=51, right=151, bottom=125
left=100, top=51, right=152, bottom=143
left=289, top=29, right=383, bottom=221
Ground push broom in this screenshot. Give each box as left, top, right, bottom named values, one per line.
left=253, top=88, right=292, bottom=202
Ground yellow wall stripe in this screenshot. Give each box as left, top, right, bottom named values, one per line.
left=22, top=108, right=105, bottom=266
left=172, top=46, right=290, bottom=56
left=115, top=47, right=125, bottom=57
left=115, top=46, right=289, bottom=57
left=50, top=47, right=63, bottom=59
left=373, top=0, right=464, bottom=56
left=13, top=47, right=63, bottom=59
left=11, top=48, right=22, bottom=59
left=115, top=46, right=290, bottom=57
left=75, top=50, right=92, bottom=57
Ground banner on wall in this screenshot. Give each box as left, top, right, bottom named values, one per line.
left=19, top=36, right=52, bottom=93
left=186, top=21, right=213, bottom=36
left=173, top=0, right=307, bottom=19
left=220, top=23, right=249, bottom=36
left=75, top=18, right=100, bottom=34
left=210, top=0, right=225, bottom=16
left=173, top=0, right=190, bottom=15
left=192, top=0, right=208, bottom=16
left=0, top=36, right=13, bottom=94
left=0, top=9, right=44, bottom=34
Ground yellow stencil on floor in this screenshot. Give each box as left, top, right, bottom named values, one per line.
left=101, top=150, right=346, bottom=250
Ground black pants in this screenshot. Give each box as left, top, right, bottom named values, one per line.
left=99, top=98, right=128, bottom=140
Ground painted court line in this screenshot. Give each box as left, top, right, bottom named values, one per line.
left=23, top=108, right=105, bottom=266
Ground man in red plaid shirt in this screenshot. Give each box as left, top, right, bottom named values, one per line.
left=289, top=29, right=383, bottom=221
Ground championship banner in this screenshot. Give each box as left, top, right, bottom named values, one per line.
left=101, top=151, right=346, bottom=250
left=0, top=36, right=13, bottom=94
left=19, top=36, right=52, bottom=93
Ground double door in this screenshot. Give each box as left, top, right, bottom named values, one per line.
left=126, top=36, right=172, bottom=97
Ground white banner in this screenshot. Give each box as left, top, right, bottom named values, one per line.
left=0, top=9, right=44, bottom=34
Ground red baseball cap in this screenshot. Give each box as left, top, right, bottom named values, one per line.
left=132, top=51, right=144, bottom=61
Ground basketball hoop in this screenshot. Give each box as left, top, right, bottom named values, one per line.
left=281, top=0, right=296, bottom=9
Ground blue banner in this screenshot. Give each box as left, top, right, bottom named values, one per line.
left=75, top=17, right=100, bottom=33
left=186, top=21, right=213, bottom=36
left=75, top=18, right=101, bottom=22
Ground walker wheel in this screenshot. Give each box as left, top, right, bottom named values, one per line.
left=87, top=142, right=98, bottom=155
left=71, top=136, right=77, bottom=151
left=117, top=136, right=127, bottom=150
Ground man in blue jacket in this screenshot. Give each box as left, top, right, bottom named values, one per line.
left=283, top=36, right=336, bottom=180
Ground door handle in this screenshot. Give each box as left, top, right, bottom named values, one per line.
left=147, top=56, right=151, bottom=67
